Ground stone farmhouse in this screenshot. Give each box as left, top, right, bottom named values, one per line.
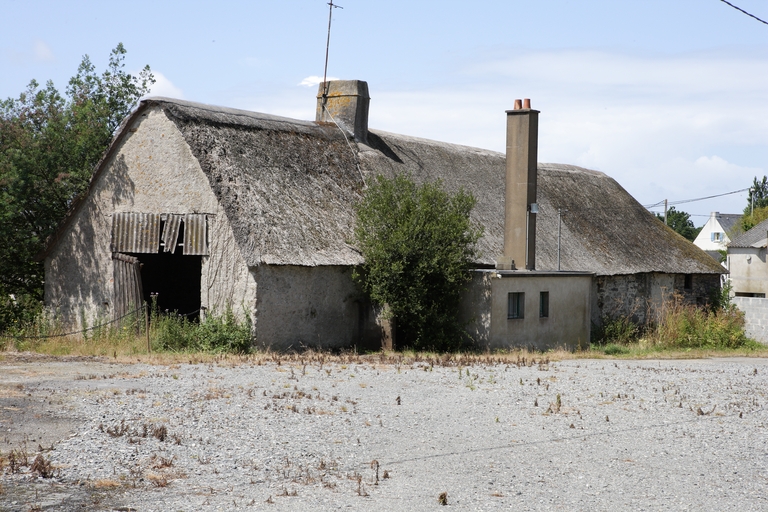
left=37, top=80, right=724, bottom=350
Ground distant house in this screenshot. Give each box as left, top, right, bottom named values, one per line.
left=726, top=217, right=768, bottom=298
left=693, top=211, right=742, bottom=262
left=37, top=80, right=724, bottom=350
left=725, top=218, right=768, bottom=343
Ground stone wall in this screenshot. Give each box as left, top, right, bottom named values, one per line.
left=732, top=297, right=768, bottom=344
left=592, top=272, right=721, bottom=327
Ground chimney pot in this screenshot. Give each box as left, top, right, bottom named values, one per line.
left=523, top=98, right=531, bottom=109
left=513, top=99, right=522, bottom=110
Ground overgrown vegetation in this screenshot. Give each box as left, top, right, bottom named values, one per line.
left=592, top=286, right=755, bottom=355
left=353, top=174, right=483, bottom=352
left=739, top=176, right=768, bottom=232
left=1, top=302, right=252, bottom=355
left=0, top=44, right=154, bottom=332
left=151, top=305, right=251, bottom=354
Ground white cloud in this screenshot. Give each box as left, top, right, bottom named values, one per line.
left=225, top=48, right=768, bottom=218
left=359, top=47, right=768, bottom=217
left=3, top=40, right=55, bottom=64
left=146, top=72, right=184, bottom=99
left=299, top=75, right=339, bottom=87
left=33, top=40, right=54, bottom=62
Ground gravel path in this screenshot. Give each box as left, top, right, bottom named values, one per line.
left=1, top=354, right=767, bottom=511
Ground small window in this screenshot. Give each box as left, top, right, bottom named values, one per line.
left=684, top=274, right=693, bottom=291
left=540, top=291, right=549, bottom=318
left=508, top=292, right=524, bottom=319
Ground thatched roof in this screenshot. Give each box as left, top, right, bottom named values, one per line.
left=729, top=218, right=768, bottom=249
left=42, top=97, right=724, bottom=276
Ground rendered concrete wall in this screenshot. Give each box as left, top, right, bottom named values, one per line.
left=732, top=297, right=768, bottom=344
left=728, top=248, right=768, bottom=297
left=252, top=265, right=381, bottom=351
left=460, top=271, right=591, bottom=351
left=45, top=107, right=256, bottom=330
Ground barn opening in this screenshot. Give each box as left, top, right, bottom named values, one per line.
left=111, top=213, right=208, bottom=321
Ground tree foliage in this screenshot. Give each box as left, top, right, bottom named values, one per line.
left=0, top=44, right=154, bottom=329
left=740, top=177, right=768, bottom=232
left=745, top=176, right=768, bottom=214
left=656, top=207, right=700, bottom=241
left=353, top=174, right=483, bottom=351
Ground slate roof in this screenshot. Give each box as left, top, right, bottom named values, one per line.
left=41, top=97, right=725, bottom=276
left=716, top=213, right=742, bottom=235
left=729, top=218, right=768, bottom=249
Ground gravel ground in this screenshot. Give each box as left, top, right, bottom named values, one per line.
left=1, top=353, right=767, bottom=511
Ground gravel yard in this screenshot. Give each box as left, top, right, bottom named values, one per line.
left=1, top=353, right=767, bottom=511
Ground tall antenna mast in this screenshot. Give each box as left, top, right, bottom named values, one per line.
left=322, top=1, right=343, bottom=105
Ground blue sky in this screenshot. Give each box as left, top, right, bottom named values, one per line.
left=2, top=0, right=768, bottom=224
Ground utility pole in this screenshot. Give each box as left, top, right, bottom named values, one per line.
left=751, top=188, right=755, bottom=216
left=663, top=199, right=668, bottom=226
left=322, top=1, right=343, bottom=105
left=557, top=208, right=568, bottom=271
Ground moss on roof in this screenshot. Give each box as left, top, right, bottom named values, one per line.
left=41, top=96, right=725, bottom=276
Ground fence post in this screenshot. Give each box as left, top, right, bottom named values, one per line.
left=145, top=303, right=150, bottom=353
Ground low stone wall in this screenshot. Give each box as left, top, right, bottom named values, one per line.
left=732, top=297, right=768, bottom=344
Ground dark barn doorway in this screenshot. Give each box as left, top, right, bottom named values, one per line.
left=136, top=252, right=202, bottom=318
left=111, top=213, right=208, bottom=321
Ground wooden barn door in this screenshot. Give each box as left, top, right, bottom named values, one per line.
left=112, top=253, right=144, bottom=321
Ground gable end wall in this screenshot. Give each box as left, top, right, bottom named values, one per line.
left=44, top=107, right=256, bottom=331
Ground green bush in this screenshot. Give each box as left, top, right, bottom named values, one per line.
left=649, top=293, right=749, bottom=349
left=592, top=315, right=640, bottom=345
left=0, top=294, right=43, bottom=337
left=353, top=174, right=483, bottom=351
left=603, top=343, right=630, bottom=355
left=151, top=306, right=251, bottom=354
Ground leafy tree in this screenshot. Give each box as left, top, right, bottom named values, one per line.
left=353, top=174, right=483, bottom=351
left=656, top=207, right=701, bottom=241
left=0, top=44, right=154, bottom=330
left=740, top=205, right=768, bottom=232
left=741, top=177, right=768, bottom=232
left=745, top=176, right=768, bottom=215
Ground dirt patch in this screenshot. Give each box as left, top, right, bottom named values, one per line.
left=0, top=352, right=129, bottom=452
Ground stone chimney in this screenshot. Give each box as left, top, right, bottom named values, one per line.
left=497, top=98, right=539, bottom=271
left=316, top=80, right=370, bottom=143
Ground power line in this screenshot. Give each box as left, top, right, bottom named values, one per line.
left=719, top=0, right=768, bottom=25
left=668, top=187, right=750, bottom=206
left=643, top=187, right=749, bottom=210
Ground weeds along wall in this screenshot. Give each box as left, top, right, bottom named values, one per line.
left=592, top=272, right=721, bottom=327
